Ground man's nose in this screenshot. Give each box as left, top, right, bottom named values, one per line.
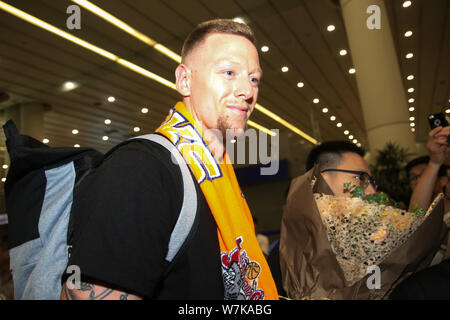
left=234, top=77, right=253, bottom=100
left=365, top=183, right=376, bottom=195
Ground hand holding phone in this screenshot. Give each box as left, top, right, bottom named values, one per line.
left=428, top=113, right=449, bottom=130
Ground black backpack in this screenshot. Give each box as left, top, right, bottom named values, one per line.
left=3, top=120, right=198, bottom=299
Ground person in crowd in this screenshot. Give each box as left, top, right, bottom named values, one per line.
left=268, top=141, right=376, bottom=296
left=0, top=223, right=13, bottom=300
left=60, top=19, right=278, bottom=300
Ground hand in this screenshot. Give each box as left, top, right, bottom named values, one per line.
left=427, top=126, right=450, bottom=165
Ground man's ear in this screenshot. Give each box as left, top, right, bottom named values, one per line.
left=175, top=64, right=191, bottom=97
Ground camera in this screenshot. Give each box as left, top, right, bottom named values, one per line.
left=428, top=113, right=449, bottom=130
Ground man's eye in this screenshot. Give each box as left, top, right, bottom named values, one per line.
left=250, top=77, right=260, bottom=85
left=225, top=71, right=234, bottom=76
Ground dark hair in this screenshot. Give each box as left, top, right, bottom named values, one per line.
left=305, top=140, right=365, bottom=171
left=0, top=225, right=8, bottom=251
left=405, top=156, right=447, bottom=178
left=181, top=19, right=256, bottom=62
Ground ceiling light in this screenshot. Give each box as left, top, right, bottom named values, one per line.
left=411, top=128, right=415, bottom=132
left=141, top=107, right=149, bottom=114
left=330, top=116, right=336, bottom=121
left=407, top=75, right=414, bottom=80
left=446, top=109, right=450, bottom=114
left=337, top=122, right=342, bottom=127
left=409, top=107, right=415, bottom=112
left=339, top=49, right=347, bottom=56
left=322, top=107, right=328, bottom=113
left=313, top=98, right=319, bottom=104
left=409, top=116, right=415, bottom=121
left=404, top=31, right=413, bottom=37
left=107, top=96, right=116, bottom=102
left=408, top=88, right=415, bottom=93
left=327, top=25, right=335, bottom=32
left=246, top=120, right=277, bottom=137
left=349, top=135, right=354, bottom=140
left=74, top=144, right=80, bottom=148
left=348, top=68, right=356, bottom=74
left=281, top=66, right=289, bottom=72
left=405, top=53, right=414, bottom=59
left=1, top=178, right=5, bottom=183
left=2, top=164, right=8, bottom=169
left=403, top=1, right=412, bottom=8
left=344, top=130, right=349, bottom=135
left=408, top=98, right=415, bottom=103
left=62, top=81, right=77, bottom=91
left=43, top=138, right=49, bottom=144
left=134, top=127, right=141, bottom=132
left=104, top=119, right=111, bottom=125
left=102, top=136, right=109, bottom=141
left=353, top=139, right=358, bottom=143
left=233, top=17, right=246, bottom=24
left=356, top=143, right=362, bottom=147
left=72, top=129, right=79, bottom=135
left=410, top=122, right=415, bottom=127
left=261, top=46, right=269, bottom=53
left=297, top=82, right=304, bottom=88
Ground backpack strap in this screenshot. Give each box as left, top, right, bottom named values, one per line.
left=134, top=134, right=198, bottom=263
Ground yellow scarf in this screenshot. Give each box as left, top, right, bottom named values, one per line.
left=157, top=102, right=278, bottom=300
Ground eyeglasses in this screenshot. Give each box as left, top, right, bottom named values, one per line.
left=321, top=168, right=378, bottom=191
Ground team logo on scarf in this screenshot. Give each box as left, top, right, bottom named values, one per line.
left=221, top=237, right=265, bottom=300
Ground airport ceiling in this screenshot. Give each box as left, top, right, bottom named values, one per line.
left=0, top=0, right=449, bottom=156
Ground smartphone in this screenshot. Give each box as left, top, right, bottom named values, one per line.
left=428, top=113, right=449, bottom=130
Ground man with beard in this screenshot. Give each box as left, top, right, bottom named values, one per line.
left=60, top=19, right=278, bottom=300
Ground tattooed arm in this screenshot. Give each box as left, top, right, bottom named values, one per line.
left=60, top=281, right=142, bottom=300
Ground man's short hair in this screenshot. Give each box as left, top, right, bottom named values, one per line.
left=181, top=19, right=256, bottom=63
left=405, top=156, right=447, bottom=179
left=305, top=140, right=365, bottom=172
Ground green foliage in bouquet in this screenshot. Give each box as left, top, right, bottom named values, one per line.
left=369, top=142, right=413, bottom=206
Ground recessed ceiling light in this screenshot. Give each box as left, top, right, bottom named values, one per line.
left=410, top=122, right=415, bottom=127
left=2, top=164, right=8, bottom=169
left=313, top=98, right=320, bottom=104
left=356, top=143, right=362, bottom=147
left=72, top=129, right=79, bottom=135
left=281, top=66, right=289, bottom=72
left=349, top=135, right=354, bottom=140
left=261, top=46, right=269, bottom=53
left=102, top=136, right=109, bottom=141
left=74, top=144, right=80, bottom=148
left=404, top=30, right=413, bottom=37
left=349, top=68, right=356, bottom=74
left=344, top=130, right=349, bottom=135
left=407, top=75, right=414, bottom=80
left=409, top=107, right=415, bottom=112
left=339, top=49, right=347, bottom=56
left=411, top=128, right=415, bottom=132
left=1, top=178, right=6, bottom=183
left=297, top=82, right=304, bottom=88
left=322, top=107, right=328, bottom=113
left=141, top=107, right=149, bottom=114
left=327, top=25, right=335, bottom=32
left=405, top=53, right=414, bottom=59
left=446, top=109, right=450, bottom=114
left=330, top=115, right=336, bottom=121
left=353, top=139, right=358, bottom=144
left=408, top=98, right=415, bottom=103
left=403, top=1, right=412, bottom=8
left=408, top=87, right=415, bottom=93
left=107, top=96, right=116, bottom=102
left=43, top=138, right=49, bottom=144
left=134, top=127, right=140, bottom=132
left=62, top=81, right=77, bottom=91
left=409, top=116, right=415, bottom=121
left=233, top=17, right=246, bottom=24
left=337, top=122, right=342, bottom=127
left=104, top=119, right=111, bottom=125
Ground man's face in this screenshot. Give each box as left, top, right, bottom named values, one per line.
left=177, top=33, right=261, bottom=137
left=321, top=152, right=376, bottom=197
